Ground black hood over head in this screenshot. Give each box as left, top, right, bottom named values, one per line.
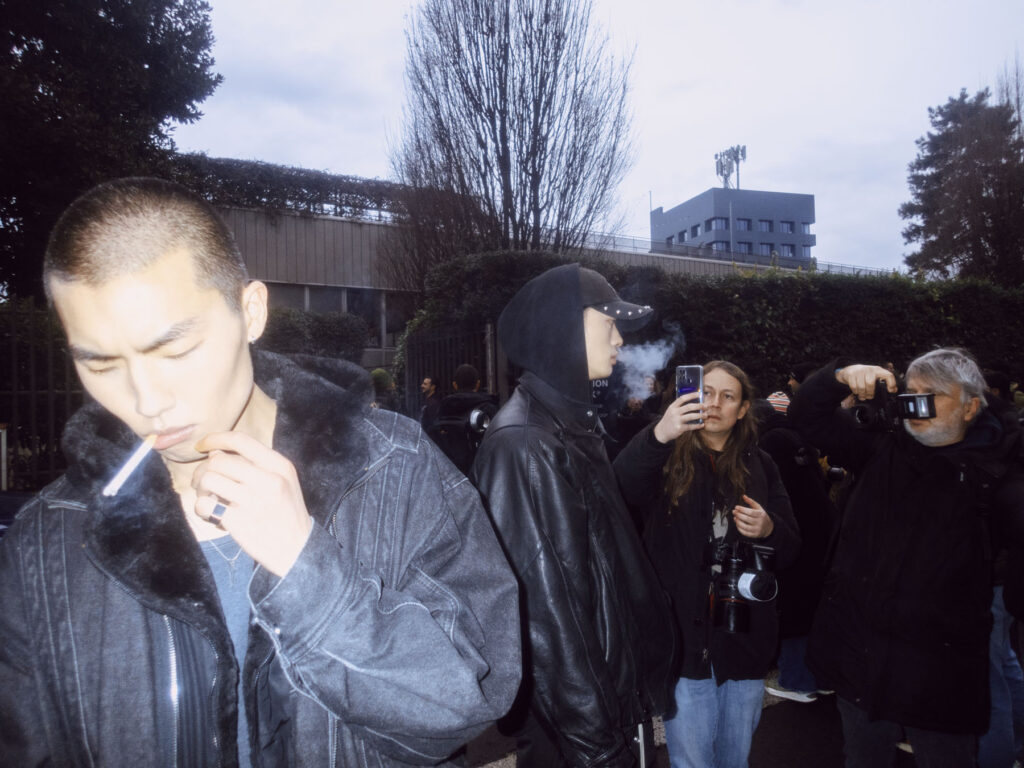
left=498, top=263, right=650, bottom=405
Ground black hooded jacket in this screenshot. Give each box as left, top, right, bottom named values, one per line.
left=471, top=264, right=676, bottom=767
left=757, top=409, right=839, bottom=638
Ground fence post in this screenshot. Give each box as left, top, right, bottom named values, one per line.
left=485, top=323, right=496, bottom=395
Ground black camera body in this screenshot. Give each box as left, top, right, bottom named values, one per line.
left=710, top=540, right=777, bottom=634
left=852, top=379, right=937, bottom=432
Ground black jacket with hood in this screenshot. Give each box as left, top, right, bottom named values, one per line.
left=757, top=408, right=839, bottom=639
left=471, top=264, right=676, bottom=767
left=789, top=362, right=1024, bottom=734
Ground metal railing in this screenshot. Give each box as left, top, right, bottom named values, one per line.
left=403, top=324, right=497, bottom=415
left=0, top=300, right=84, bottom=491
left=581, top=231, right=896, bottom=277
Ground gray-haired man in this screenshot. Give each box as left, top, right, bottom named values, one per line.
left=789, top=348, right=1024, bottom=768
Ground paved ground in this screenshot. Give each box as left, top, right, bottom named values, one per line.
left=465, top=671, right=919, bottom=767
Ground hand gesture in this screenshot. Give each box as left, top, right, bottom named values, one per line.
left=653, top=390, right=705, bottom=444
left=836, top=364, right=897, bottom=401
left=192, top=431, right=313, bottom=578
left=732, top=494, right=774, bottom=539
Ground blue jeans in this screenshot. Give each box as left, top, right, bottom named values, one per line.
left=663, top=675, right=764, bottom=768
left=777, top=635, right=819, bottom=693
left=979, top=585, right=1024, bottom=768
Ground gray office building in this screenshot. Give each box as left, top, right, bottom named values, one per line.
left=651, top=188, right=816, bottom=263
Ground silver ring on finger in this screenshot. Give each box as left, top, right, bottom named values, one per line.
left=208, top=502, right=228, bottom=529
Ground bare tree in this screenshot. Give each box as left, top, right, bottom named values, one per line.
left=385, top=0, right=634, bottom=292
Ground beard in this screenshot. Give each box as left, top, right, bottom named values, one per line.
left=903, top=414, right=965, bottom=447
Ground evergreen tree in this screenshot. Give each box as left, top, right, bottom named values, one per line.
left=0, top=0, right=222, bottom=298
left=900, top=89, right=1024, bottom=282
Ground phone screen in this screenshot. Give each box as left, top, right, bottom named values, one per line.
left=676, top=365, right=704, bottom=424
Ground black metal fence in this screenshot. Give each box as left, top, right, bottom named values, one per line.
left=403, top=324, right=501, bottom=415
left=0, top=300, right=83, bottom=491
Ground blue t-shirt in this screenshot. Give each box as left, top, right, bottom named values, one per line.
left=200, top=536, right=255, bottom=768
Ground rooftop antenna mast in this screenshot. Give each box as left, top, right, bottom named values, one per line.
left=715, top=145, right=747, bottom=189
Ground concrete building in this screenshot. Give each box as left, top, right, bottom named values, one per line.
left=650, top=188, right=816, bottom=266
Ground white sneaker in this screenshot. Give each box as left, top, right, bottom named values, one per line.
left=764, top=683, right=817, bottom=703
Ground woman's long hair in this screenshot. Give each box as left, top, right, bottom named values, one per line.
left=664, top=360, right=757, bottom=508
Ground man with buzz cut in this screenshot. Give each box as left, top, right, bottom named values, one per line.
left=0, top=177, right=520, bottom=766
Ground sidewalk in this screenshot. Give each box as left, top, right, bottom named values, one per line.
left=465, top=671, right=915, bottom=767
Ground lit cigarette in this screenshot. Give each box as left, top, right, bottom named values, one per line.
left=102, top=434, right=158, bottom=497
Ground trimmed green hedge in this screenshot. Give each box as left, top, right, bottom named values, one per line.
left=648, top=270, right=1024, bottom=394
left=414, top=252, right=1024, bottom=396
left=257, top=308, right=369, bottom=362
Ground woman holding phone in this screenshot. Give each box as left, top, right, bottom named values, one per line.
left=614, top=361, right=800, bottom=768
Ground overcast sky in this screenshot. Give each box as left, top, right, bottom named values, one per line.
left=174, top=0, right=1024, bottom=272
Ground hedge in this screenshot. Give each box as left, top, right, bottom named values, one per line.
left=413, top=252, right=1024, bottom=396
left=256, top=307, right=369, bottom=363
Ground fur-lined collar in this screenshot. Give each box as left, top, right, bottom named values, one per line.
left=51, top=351, right=375, bottom=618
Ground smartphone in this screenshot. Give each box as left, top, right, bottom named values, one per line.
left=675, top=365, right=704, bottom=424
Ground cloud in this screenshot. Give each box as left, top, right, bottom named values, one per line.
left=174, top=0, right=1024, bottom=273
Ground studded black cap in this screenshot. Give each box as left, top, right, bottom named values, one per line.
left=578, top=267, right=653, bottom=331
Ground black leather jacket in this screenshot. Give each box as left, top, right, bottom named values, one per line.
left=473, top=372, right=676, bottom=767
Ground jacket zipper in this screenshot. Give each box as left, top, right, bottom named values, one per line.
left=208, top=640, right=221, bottom=765
left=163, top=616, right=180, bottom=768
left=328, top=715, right=338, bottom=767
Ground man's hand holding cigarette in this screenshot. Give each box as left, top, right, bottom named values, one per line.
left=191, top=431, right=314, bottom=578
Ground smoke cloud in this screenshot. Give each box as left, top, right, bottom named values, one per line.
left=616, top=322, right=687, bottom=402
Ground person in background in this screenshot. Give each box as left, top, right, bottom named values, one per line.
left=615, top=361, right=800, bottom=768
left=979, top=368, right=1024, bottom=768
left=786, top=362, right=818, bottom=397
left=755, top=392, right=839, bottom=704
left=427, top=364, right=498, bottom=475
left=370, top=367, right=402, bottom=412
left=790, top=349, right=1024, bottom=768
left=472, top=264, right=676, bottom=767
left=420, top=373, right=442, bottom=431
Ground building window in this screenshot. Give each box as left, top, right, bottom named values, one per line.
left=678, top=230, right=687, bottom=242
left=709, top=217, right=729, bottom=231
left=266, top=282, right=307, bottom=311
left=666, top=235, right=674, bottom=247
left=779, top=220, right=795, bottom=234
left=801, top=222, right=812, bottom=235
left=691, top=223, right=702, bottom=238
left=758, top=219, right=773, bottom=233
left=308, top=285, right=347, bottom=313
left=736, top=242, right=752, bottom=254
left=802, top=245, right=813, bottom=258
left=736, top=218, right=751, bottom=231
left=758, top=243, right=773, bottom=256
left=711, top=241, right=728, bottom=251
left=347, top=288, right=381, bottom=342
left=779, top=244, right=796, bottom=258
